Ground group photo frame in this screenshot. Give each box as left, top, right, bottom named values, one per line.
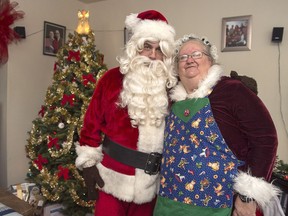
left=43, top=21, right=66, bottom=56
left=221, top=15, right=252, bottom=52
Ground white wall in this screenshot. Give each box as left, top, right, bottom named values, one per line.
left=1, top=0, right=85, bottom=187
left=1, top=0, right=287, bottom=187
left=0, top=64, right=8, bottom=187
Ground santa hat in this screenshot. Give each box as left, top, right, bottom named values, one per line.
left=125, top=10, right=175, bottom=44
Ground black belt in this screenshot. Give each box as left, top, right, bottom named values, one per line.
left=102, top=137, right=162, bottom=175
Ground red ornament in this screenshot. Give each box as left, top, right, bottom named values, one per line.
left=285, top=175, right=288, bottom=181
left=49, top=105, right=56, bottom=110
left=53, top=62, right=58, bottom=73
left=67, top=50, right=80, bottom=62
left=0, top=2, right=24, bottom=64
left=61, top=94, right=75, bottom=106
left=34, top=154, right=48, bottom=170
left=38, top=105, right=45, bottom=117
left=47, top=136, right=60, bottom=149
left=57, top=165, right=70, bottom=180
left=184, top=109, right=190, bottom=116
left=82, top=74, right=96, bottom=86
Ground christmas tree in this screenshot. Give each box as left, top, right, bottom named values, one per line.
left=273, top=156, right=288, bottom=181
left=26, top=11, right=107, bottom=215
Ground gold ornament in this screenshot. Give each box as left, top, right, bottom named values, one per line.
left=76, top=10, right=91, bottom=35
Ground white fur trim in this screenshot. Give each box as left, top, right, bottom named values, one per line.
left=133, top=168, right=159, bottom=203
left=125, top=13, right=140, bottom=31
left=130, top=19, right=175, bottom=45
left=125, top=12, right=175, bottom=44
left=262, top=196, right=285, bottom=216
left=170, top=65, right=223, bottom=101
left=133, top=120, right=164, bottom=203
left=137, top=120, right=165, bottom=153
left=98, top=120, right=165, bottom=204
left=75, top=142, right=103, bottom=170
left=98, top=163, right=135, bottom=202
left=98, top=163, right=159, bottom=204
left=233, top=172, right=281, bottom=210
left=169, top=82, right=188, bottom=102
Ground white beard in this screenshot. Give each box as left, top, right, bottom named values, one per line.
left=119, top=56, right=170, bottom=127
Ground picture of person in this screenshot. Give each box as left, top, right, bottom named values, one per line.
left=43, top=22, right=66, bottom=56
left=53, top=30, right=64, bottom=54
left=44, top=30, right=55, bottom=54
left=225, top=21, right=248, bottom=47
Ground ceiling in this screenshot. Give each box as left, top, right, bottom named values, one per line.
left=77, top=0, right=106, bottom=3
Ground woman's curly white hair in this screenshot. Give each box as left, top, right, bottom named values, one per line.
left=175, top=34, right=218, bottom=64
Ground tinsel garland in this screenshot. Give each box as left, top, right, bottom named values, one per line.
left=273, top=157, right=288, bottom=181
left=26, top=30, right=108, bottom=211
left=36, top=165, right=94, bottom=207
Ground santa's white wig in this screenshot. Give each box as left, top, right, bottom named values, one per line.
left=118, top=36, right=177, bottom=88
left=117, top=10, right=178, bottom=127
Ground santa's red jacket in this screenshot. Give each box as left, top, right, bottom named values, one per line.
left=76, top=67, right=164, bottom=204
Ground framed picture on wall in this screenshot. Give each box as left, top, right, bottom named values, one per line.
left=221, top=15, right=252, bottom=52
left=43, top=21, right=66, bottom=56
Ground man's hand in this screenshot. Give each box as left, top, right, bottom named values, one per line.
left=83, top=166, right=105, bottom=200
left=232, top=195, right=257, bottom=216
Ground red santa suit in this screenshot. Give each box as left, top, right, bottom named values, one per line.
left=77, top=67, right=165, bottom=203
left=75, top=10, right=176, bottom=216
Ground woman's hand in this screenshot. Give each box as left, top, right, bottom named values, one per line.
left=232, top=195, right=257, bottom=216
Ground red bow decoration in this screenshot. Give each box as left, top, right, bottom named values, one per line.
left=38, top=105, right=45, bottom=117
left=0, top=2, right=24, bottom=64
left=67, top=50, right=80, bottom=62
left=49, top=105, right=56, bottom=110
left=57, top=165, right=70, bottom=180
left=47, top=136, right=60, bottom=149
left=82, top=74, right=96, bottom=86
left=53, top=62, right=58, bottom=72
left=61, top=94, right=75, bottom=106
left=34, top=154, right=48, bottom=170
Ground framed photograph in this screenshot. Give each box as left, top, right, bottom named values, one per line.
left=124, top=27, right=132, bottom=45
left=43, top=21, right=66, bottom=56
left=221, top=15, right=252, bottom=52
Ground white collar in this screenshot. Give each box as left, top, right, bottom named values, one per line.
left=170, top=65, right=224, bottom=102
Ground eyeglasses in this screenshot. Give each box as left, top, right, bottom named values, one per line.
left=177, top=51, right=209, bottom=62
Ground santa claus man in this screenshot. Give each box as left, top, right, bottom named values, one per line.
left=75, top=10, right=177, bottom=216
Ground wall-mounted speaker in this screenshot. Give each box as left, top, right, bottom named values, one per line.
left=13, top=26, right=26, bottom=39
left=272, top=27, right=284, bottom=42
